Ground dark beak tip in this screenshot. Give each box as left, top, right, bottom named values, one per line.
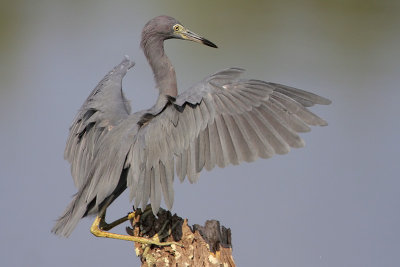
left=202, top=39, right=218, bottom=48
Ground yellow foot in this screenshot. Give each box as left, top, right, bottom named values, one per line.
left=90, top=215, right=183, bottom=247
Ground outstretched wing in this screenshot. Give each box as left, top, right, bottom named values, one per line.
left=125, top=68, right=331, bottom=214
left=64, top=56, right=134, bottom=188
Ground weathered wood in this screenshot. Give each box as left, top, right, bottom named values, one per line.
left=126, top=208, right=235, bottom=267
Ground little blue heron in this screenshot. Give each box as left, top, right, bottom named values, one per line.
left=52, top=16, right=331, bottom=245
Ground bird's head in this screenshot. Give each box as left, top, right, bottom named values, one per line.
left=141, top=15, right=218, bottom=48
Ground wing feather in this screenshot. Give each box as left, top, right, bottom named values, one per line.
left=141, top=167, right=151, bottom=209
left=197, top=128, right=206, bottom=171
left=241, top=112, right=275, bottom=159
left=259, top=104, right=305, bottom=148
left=214, top=114, right=235, bottom=167
left=254, top=107, right=291, bottom=154
left=65, top=58, right=134, bottom=189
left=269, top=82, right=331, bottom=106
left=224, top=114, right=254, bottom=163
left=265, top=100, right=311, bottom=132
left=119, top=68, right=330, bottom=214
left=209, top=119, right=225, bottom=168
left=203, top=123, right=214, bottom=171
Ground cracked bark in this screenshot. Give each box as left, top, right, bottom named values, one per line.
left=126, top=208, right=235, bottom=267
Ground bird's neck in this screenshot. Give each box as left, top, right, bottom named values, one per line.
left=142, top=37, right=178, bottom=98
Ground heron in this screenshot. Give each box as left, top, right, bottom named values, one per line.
left=52, top=16, right=331, bottom=245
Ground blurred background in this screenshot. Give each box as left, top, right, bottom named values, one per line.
left=1, top=0, right=399, bottom=266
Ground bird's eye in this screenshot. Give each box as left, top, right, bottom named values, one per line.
left=173, top=25, right=180, bottom=32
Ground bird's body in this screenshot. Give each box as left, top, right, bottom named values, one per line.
left=52, top=16, right=331, bottom=238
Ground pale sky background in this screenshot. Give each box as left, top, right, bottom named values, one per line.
left=1, top=1, right=399, bottom=266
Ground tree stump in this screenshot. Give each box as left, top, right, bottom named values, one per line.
left=126, top=208, right=235, bottom=267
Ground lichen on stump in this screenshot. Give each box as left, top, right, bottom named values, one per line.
left=126, top=207, right=235, bottom=267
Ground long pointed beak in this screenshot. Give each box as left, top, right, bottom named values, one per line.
left=181, top=29, right=218, bottom=48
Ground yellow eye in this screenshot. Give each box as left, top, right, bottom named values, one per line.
left=173, top=24, right=180, bottom=32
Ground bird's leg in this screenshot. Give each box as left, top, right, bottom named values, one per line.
left=90, top=212, right=183, bottom=247
left=98, top=211, right=136, bottom=231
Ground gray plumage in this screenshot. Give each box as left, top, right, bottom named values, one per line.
left=52, top=16, right=331, bottom=237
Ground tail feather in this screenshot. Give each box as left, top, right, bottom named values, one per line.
left=51, top=194, right=87, bottom=237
